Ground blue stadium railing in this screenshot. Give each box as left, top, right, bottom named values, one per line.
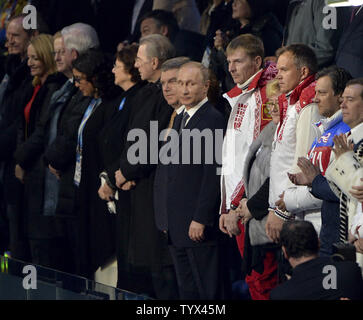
left=0, top=254, right=151, bottom=300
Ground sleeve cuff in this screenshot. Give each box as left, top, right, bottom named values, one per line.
left=273, top=208, right=295, bottom=221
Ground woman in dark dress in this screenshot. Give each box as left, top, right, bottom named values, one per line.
left=68, top=49, right=123, bottom=279
left=97, top=44, right=148, bottom=292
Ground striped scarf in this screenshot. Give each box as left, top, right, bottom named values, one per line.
left=337, top=141, right=363, bottom=242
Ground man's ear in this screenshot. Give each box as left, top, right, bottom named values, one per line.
left=160, top=25, right=169, bottom=37
left=300, top=66, right=310, bottom=81
left=31, top=30, right=40, bottom=39
left=204, top=80, right=210, bottom=94
left=151, top=57, right=159, bottom=71
left=255, top=56, right=263, bottom=69
left=71, top=49, right=79, bottom=61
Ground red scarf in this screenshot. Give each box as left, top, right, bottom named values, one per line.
left=24, top=85, right=41, bottom=124
left=277, top=75, right=316, bottom=137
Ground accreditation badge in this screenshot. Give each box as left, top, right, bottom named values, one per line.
left=262, top=103, right=272, bottom=121
left=74, top=152, right=82, bottom=187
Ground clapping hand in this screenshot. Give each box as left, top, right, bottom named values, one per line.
left=350, top=178, right=363, bottom=202
left=332, top=134, right=354, bottom=159
left=288, top=157, right=321, bottom=187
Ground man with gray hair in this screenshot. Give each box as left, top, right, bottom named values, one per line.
left=154, top=57, right=190, bottom=234
left=14, top=23, right=100, bottom=274
left=160, top=57, right=190, bottom=124
left=61, top=23, right=99, bottom=58
left=134, top=34, right=175, bottom=83
left=114, top=34, right=177, bottom=299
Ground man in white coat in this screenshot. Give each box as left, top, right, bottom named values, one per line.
left=265, top=44, right=322, bottom=243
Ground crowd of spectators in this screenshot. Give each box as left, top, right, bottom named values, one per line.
left=0, top=0, right=362, bottom=300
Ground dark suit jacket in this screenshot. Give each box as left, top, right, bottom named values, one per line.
left=270, top=257, right=363, bottom=300
left=336, top=7, right=363, bottom=78
left=154, top=101, right=226, bottom=248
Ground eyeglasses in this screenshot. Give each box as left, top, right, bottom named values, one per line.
left=74, top=76, right=87, bottom=84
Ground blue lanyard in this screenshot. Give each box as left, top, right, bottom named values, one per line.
left=119, top=97, right=126, bottom=111
left=77, top=98, right=102, bottom=154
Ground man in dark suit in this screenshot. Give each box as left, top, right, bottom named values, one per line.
left=154, top=61, right=227, bottom=300
left=270, top=220, right=363, bottom=300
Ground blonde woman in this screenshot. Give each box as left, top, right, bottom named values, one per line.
left=14, top=33, right=67, bottom=270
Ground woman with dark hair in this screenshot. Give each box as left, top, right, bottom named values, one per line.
left=65, top=48, right=123, bottom=279
left=97, top=44, right=148, bottom=291
left=210, top=0, right=283, bottom=92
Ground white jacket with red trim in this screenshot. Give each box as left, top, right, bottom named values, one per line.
left=221, top=65, right=277, bottom=212
left=269, top=76, right=322, bottom=229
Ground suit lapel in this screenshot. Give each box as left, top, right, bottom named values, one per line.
left=185, top=102, right=208, bottom=129
left=177, top=102, right=210, bottom=150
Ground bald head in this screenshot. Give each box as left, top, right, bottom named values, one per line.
left=6, top=17, right=31, bottom=59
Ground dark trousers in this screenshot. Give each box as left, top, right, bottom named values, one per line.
left=169, top=244, right=226, bottom=300
left=6, top=204, right=30, bottom=262
left=29, top=237, right=68, bottom=271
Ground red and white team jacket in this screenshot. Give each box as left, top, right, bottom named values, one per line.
left=269, top=75, right=322, bottom=222
left=220, top=64, right=277, bottom=213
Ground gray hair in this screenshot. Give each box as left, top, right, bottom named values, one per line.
left=139, top=34, right=175, bottom=68
left=180, top=61, right=210, bottom=83
left=61, top=23, right=99, bottom=55
left=161, top=56, right=190, bottom=72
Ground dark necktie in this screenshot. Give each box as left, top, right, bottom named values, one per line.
left=179, top=112, right=190, bottom=134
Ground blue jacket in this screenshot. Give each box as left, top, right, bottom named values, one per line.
left=309, top=113, right=350, bottom=256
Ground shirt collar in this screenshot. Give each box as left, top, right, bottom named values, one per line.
left=182, top=97, right=208, bottom=120
left=237, top=69, right=262, bottom=91
left=317, top=109, right=342, bottom=131
left=350, top=122, right=363, bottom=144
left=175, top=105, right=185, bottom=115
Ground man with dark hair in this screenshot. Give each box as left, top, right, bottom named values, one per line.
left=270, top=220, right=363, bottom=300
left=287, top=66, right=352, bottom=257
left=139, top=9, right=205, bottom=61
left=265, top=44, right=323, bottom=243
left=325, top=78, right=363, bottom=271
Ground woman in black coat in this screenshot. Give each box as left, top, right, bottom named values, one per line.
left=65, top=49, right=123, bottom=279
left=14, top=34, right=67, bottom=269
left=97, top=44, right=148, bottom=292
